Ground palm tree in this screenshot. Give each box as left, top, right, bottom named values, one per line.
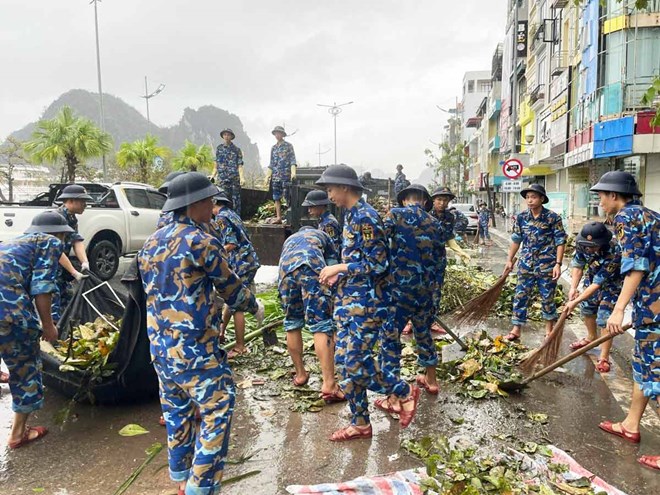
left=172, top=140, right=215, bottom=173
left=24, top=106, right=112, bottom=182
left=116, top=135, right=170, bottom=184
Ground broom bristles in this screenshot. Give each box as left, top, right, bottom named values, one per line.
left=519, top=310, right=569, bottom=373
left=452, top=271, right=509, bottom=326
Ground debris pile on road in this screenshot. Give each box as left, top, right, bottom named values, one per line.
left=436, top=331, right=527, bottom=399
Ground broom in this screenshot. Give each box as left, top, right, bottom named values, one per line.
left=451, top=260, right=516, bottom=326
left=519, top=308, right=570, bottom=373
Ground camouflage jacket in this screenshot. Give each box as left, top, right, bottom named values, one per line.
left=269, top=141, right=296, bottom=181
left=571, top=239, right=623, bottom=293
left=215, top=142, right=243, bottom=183
left=210, top=206, right=260, bottom=279
left=511, top=207, right=567, bottom=275
left=278, top=228, right=338, bottom=285
left=318, top=210, right=341, bottom=255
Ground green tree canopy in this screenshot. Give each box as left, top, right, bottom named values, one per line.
left=116, top=135, right=170, bottom=184
left=172, top=140, right=215, bottom=173
left=24, top=106, right=112, bottom=183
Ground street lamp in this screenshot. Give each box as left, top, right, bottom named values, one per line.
left=140, top=76, right=165, bottom=124
left=317, top=101, right=353, bottom=165
left=90, top=0, right=106, bottom=179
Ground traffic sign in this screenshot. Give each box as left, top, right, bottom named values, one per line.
left=502, top=158, right=524, bottom=179
left=153, top=156, right=164, bottom=170
left=502, top=180, right=522, bottom=193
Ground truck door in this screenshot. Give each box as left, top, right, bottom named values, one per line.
left=122, top=187, right=162, bottom=251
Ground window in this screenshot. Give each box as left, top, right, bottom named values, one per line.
left=147, top=190, right=166, bottom=210
left=124, top=188, right=151, bottom=208
left=467, top=80, right=475, bottom=93
left=478, top=79, right=492, bottom=93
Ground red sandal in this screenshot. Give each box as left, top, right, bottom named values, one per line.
left=398, top=385, right=421, bottom=429
left=374, top=396, right=401, bottom=415
left=570, top=338, right=592, bottom=350
left=598, top=420, right=640, bottom=443
left=8, top=425, right=48, bottom=449
left=416, top=375, right=439, bottom=395
left=503, top=332, right=520, bottom=342
left=329, top=424, right=372, bottom=442
left=321, top=389, right=346, bottom=404
left=638, top=455, right=660, bottom=471
left=595, top=359, right=611, bottom=373
left=0, top=371, right=9, bottom=384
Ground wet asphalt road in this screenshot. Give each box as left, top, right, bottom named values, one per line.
left=1, top=235, right=658, bottom=495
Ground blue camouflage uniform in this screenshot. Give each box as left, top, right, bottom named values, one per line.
left=269, top=141, right=296, bottom=204
left=613, top=200, right=660, bottom=402
left=156, top=211, right=174, bottom=229
left=478, top=207, right=491, bottom=240
left=53, top=205, right=84, bottom=322
left=381, top=205, right=444, bottom=376
left=334, top=198, right=411, bottom=425
left=210, top=206, right=260, bottom=286
left=0, top=234, right=63, bottom=414
left=511, top=207, right=567, bottom=325
left=571, top=240, right=623, bottom=327
left=278, top=229, right=338, bottom=335
left=431, top=209, right=454, bottom=306
left=393, top=172, right=409, bottom=197
left=138, top=214, right=258, bottom=495
left=215, top=142, right=244, bottom=215
left=318, top=210, right=341, bottom=255
left=451, top=209, right=469, bottom=236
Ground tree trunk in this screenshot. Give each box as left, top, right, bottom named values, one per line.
left=140, top=159, right=148, bottom=183
left=66, top=156, right=78, bottom=183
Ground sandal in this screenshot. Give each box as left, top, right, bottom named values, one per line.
left=0, top=371, right=8, bottom=384
left=570, top=338, right=593, bottom=350
left=8, top=425, right=48, bottom=449
left=321, top=389, right=346, bottom=404
left=503, top=332, right=520, bottom=342
left=416, top=375, right=439, bottom=395
left=374, top=396, right=401, bottom=414
left=398, top=385, right=421, bottom=428
left=292, top=372, right=309, bottom=387
left=227, top=347, right=250, bottom=360
left=598, top=420, right=640, bottom=443
left=159, top=416, right=166, bottom=427
left=329, top=424, right=372, bottom=442
left=402, top=321, right=413, bottom=336
left=596, top=359, right=611, bottom=373
left=638, top=455, right=660, bottom=471
left=430, top=322, right=447, bottom=335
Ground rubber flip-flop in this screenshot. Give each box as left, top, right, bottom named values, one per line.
left=598, top=420, right=640, bottom=443
left=8, top=426, right=48, bottom=449
left=321, top=390, right=346, bottom=404
left=0, top=371, right=8, bottom=384
left=292, top=373, right=309, bottom=387
left=503, top=332, right=520, bottom=342
left=416, top=375, right=440, bottom=395
left=329, top=425, right=372, bottom=442
left=570, top=338, right=593, bottom=350
left=596, top=359, right=611, bottom=373
left=638, top=455, right=660, bottom=471
left=430, top=323, right=447, bottom=335
left=227, top=348, right=250, bottom=360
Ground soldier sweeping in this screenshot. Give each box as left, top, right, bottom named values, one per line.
left=265, top=125, right=297, bottom=224
left=278, top=226, right=344, bottom=402
left=316, top=164, right=420, bottom=441
left=138, top=172, right=265, bottom=495
left=301, top=190, right=341, bottom=254
left=564, top=222, right=622, bottom=373
left=590, top=171, right=660, bottom=472
left=53, top=184, right=93, bottom=322
left=503, top=184, right=567, bottom=341
left=0, top=212, right=73, bottom=449
left=213, top=128, right=244, bottom=216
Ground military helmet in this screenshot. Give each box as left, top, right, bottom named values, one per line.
left=57, top=184, right=93, bottom=201
left=397, top=183, right=430, bottom=206
left=590, top=171, right=642, bottom=197
left=162, top=172, right=219, bottom=212
left=301, top=190, right=331, bottom=207
left=315, top=164, right=365, bottom=191
left=220, top=128, right=235, bottom=140
left=576, top=221, right=613, bottom=248
left=212, top=186, right=233, bottom=208
left=272, top=125, right=287, bottom=137
left=520, top=183, right=549, bottom=204
left=158, top=171, right=186, bottom=194
left=430, top=186, right=456, bottom=200
left=396, top=164, right=403, bottom=171
left=25, top=211, right=75, bottom=234
left=298, top=225, right=316, bottom=232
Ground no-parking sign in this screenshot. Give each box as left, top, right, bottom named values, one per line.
left=502, top=158, right=524, bottom=179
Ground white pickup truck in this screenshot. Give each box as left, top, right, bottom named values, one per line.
left=0, top=182, right=165, bottom=280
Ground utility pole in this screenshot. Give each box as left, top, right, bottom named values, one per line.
left=316, top=144, right=331, bottom=167
left=141, top=76, right=165, bottom=124
left=91, top=0, right=106, bottom=179
left=317, top=101, right=353, bottom=165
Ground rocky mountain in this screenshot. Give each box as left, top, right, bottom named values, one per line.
left=9, top=89, right=262, bottom=174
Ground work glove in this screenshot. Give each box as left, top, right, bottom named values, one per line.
left=81, top=262, right=90, bottom=272
left=447, top=239, right=471, bottom=263
left=264, top=169, right=272, bottom=188
left=239, top=166, right=245, bottom=187
left=290, top=165, right=297, bottom=181
left=72, top=271, right=88, bottom=282
left=254, top=300, right=266, bottom=325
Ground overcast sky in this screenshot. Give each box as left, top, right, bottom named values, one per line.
left=0, top=0, right=506, bottom=179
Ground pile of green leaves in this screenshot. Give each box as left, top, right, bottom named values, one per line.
left=251, top=200, right=288, bottom=222
left=437, top=331, right=527, bottom=399
left=492, top=275, right=566, bottom=322
left=402, top=435, right=605, bottom=495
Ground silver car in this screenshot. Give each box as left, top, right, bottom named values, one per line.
left=451, top=203, right=478, bottom=233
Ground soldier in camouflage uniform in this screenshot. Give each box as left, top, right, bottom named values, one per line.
left=0, top=212, right=73, bottom=449
left=209, top=190, right=260, bottom=358
left=214, top=129, right=244, bottom=216
left=380, top=184, right=444, bottom=397
left=504, top=184, right=567, bottom=341
left=393, top=164, right=409, bottom=197
left=156, top=171, right=186, bottom=229
left=449, top=206, right=469, bottom=241
left=265, top=126, right=297, bottom=224
left=138, top=173, right=265, bottom=495
left=316, top=164, right=420, bottom=442
left=278, top=226, right=344, bottom=402
left=591, top=171, right=660, bottom=471
left=564, top=222, right=623, bottom=373
left=301, top=190, right=341, bottom=254
left=477, top=202, right=492, bottom=245
left=53, top=184, right=93, bottom=322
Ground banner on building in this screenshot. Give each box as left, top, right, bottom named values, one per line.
left=516, top=21, right=528, bottom=58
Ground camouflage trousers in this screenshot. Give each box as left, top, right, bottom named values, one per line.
left=580, top=286, right=618, bottom=328
left=153, top=354, right=235, bottom=495
left=219, top=180, right=241, bottom=217
left=511, top=273, right=558, bottom=326
left=0, top=323, right=43, bottom=414
left=632, top=325, right=660, bottom=403
left=279, top=265, right=334, bottom=335
left=478, top=222, right=491, bottom=240
left=432, top=258, right=448, bottom=310
left=380, top=294, right=438, bottom=378
left=334, top=286, right=411, bottom=425
left=272, top=180, right=290, bottom=205
left=52, top=278, right=73, bottom=324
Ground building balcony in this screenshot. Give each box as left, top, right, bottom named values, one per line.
left=489, top=135, right=501, bottom=153
left=487, top=99, right=502, bottom=120
left=550, top=50, right=570, bottom=76
left=552, top=0, right=569, bottom=8
left=529, top=84, right=546, bottom=105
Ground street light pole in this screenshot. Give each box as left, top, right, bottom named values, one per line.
left=317, top=101, right=353, bottom=165
left=91, top=0, right=106, bottom=179
left=141, top=76, right=165, bottom=124
left=316, top=144, right=331, bottom=167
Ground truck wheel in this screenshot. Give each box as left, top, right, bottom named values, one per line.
left=89, top=240, right=120, bottom=281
